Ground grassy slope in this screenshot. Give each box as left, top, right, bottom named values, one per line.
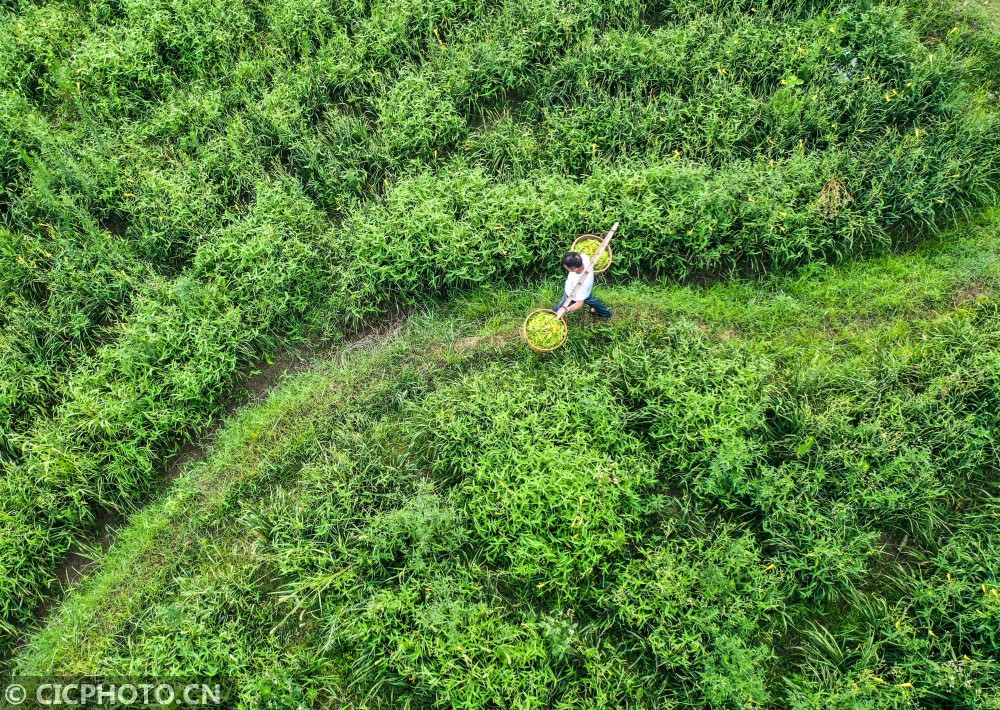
left=14, top=210, right=1000, bottom=707
left=3, top=0, right=1000, bottom=657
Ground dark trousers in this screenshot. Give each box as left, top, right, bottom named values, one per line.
left=553, top=293, right=612, bottom=318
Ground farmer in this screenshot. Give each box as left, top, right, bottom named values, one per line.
left=553, top=251, right=612, bottom=318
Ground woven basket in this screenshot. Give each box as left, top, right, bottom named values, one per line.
left=521, top=309, right=568, bottom=353
left=571, top=235, right=613, bottom=275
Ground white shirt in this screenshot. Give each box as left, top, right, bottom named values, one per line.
left=564, top=254, right=594, bottom=301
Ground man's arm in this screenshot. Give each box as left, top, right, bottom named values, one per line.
left=556, top=299, right=586, bottom=317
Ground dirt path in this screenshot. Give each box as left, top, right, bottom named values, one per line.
left=24, top=346, right=325, bottom=629
left=17, top=314, right=415, bottom=663
left=985, top=0, right=999, bottom=23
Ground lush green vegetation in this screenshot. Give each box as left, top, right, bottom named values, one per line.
left=2, top=0, right=1000, bottom=691
left=14, top=213, right=1000, bottom=705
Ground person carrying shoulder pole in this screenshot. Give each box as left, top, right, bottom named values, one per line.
left=553, top=251, right=612, bottom=318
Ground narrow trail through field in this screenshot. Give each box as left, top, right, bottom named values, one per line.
left=15, top=227, right=999, bottom=669
left=20, top=348, right=325, bottom=647
left=10, top=316, right=416, bottom=665
left=10, top=311, right=523, bottom=674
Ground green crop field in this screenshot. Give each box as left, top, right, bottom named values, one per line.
left=2, top=0, right=1000, bottom=703
left=12, top=215, right=1000, bottom=706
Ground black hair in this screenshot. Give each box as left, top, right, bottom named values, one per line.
left=562, top=251, right=584, bottom=269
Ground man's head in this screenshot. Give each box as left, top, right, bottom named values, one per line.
left=562, top=251, right=585, bottom=273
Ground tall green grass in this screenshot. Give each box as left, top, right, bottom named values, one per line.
left=13, top=217, right=1000, bottom=704
left=1, top=0, right=999, bottom=662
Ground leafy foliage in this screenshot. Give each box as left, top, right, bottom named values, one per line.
left=1, top=0, right=999, bottom=686
left=14, top=226, right=1000, bottom=704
